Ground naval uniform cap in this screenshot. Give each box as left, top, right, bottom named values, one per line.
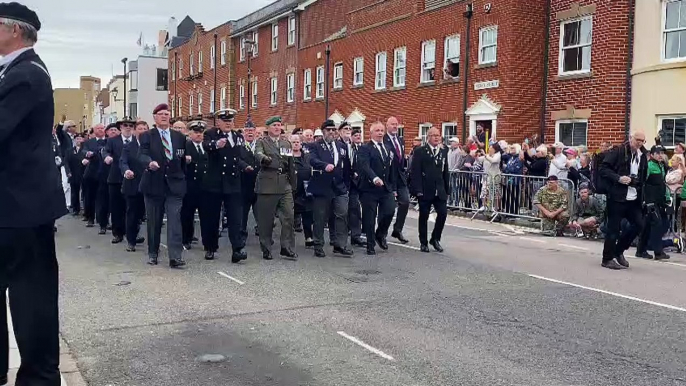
left=215, top=108, right=237, bottom=121
left=188, top=120, right=207, bottom=132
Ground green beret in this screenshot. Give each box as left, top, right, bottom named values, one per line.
left=266, top=116, right=282, bottom=126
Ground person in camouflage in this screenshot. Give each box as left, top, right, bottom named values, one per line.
left=534, top=175, right=570, bottom=235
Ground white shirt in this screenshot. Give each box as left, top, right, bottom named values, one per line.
left=194, top=141, right=204, bottom=154
left=0, top=47, right=32, bottom=68
left=548, top=153, right=569, bottom=179
left=626, top=150, right=641, bottom=201
left=121, top=135, right=133, bottom=145
left=327, top=140, right=339, bottom=166
left=372, top=140, right=387, bottom=160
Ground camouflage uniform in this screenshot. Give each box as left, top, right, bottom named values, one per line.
left=533, top=185, right=569, bottom=234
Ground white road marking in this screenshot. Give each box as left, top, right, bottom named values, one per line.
left=558, top=243, right=589, bottom=251
left=337, top=331, right=395, bottom=361
left=388, top=242, right=421, bottom=251
left=502, top=224, right=525, bottom=234
left=664, top=261, right=686, bottom=268
left=217, top=272, right=245, bottom=285
left=529, top=274, right=686, bottom=312
left=518, top=237, right=545, bottom=244
left=61, top=373, right=67, bottom=386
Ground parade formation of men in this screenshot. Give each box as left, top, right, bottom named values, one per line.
left=59, top=106, right=450, bottom=269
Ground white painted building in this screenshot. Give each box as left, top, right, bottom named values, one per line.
left=128, top=51, right=169, bottom=124
left=102, top=76, right=126, bottom=124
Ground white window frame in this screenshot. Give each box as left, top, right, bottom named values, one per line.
left=210, top=90, right=215, bottom=113
left=252, top=31, right=259, bottom=56
left=419, top=123, right=433, bottom=144
left=316, top=66, right=325, bottom=98
left=210, top=45, right=215, bottom=69
left=353, top=57, right=364, bottom=86
left=239, top=83, right=245, bottom=110
left=333, top=63, right=343, bottom=89
left=444, top=34, right=460, bottom=79
left=189, top=93, right=194, bottom=115
left=220, top=87, right=226, bottom=110
left=658, top=115, right=686, bottom=148
left=252, top=81, right=258, bottom=108
left=240, top=37, right=246, bottom=61
left=272, top=23, right=279, bottom=51
left=304, top=69, right=312, bottom=101
left=179, top=58, right=183, bottom=78
left=288, top=16, right=296, bottom=46
left=198, top=50, right=203, bottom=73
left=190, top=52, right=194, bottom=75
left=220, top=41, right=227, bottom=65
left=287, top=73, right=295, bottom=103
left=393, top=47, right=406, bottom=87
left=662, top=0, right=686, bottom=62
left=197, top=91, right=203, bottom=115
left=177, top=97, right=182, bottom=117
left=555, top=119, right=589, bottom=147
left=171, top=61, right=175, bottom=80
left=270, top=77, right=278, bottom=105
left=420, top=40, right=436, bottom=83
left=375, top=52, right=387, bottom=90
left=171, top=99, right=175, bottom=117
left=442, top=122, right=457, bottom=144
left=558, top=17, right=593, bottom=76
left=478, top=26, right=498, bottom=65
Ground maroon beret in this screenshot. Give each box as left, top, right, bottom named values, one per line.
left=153, top=103, right=169, bottom=115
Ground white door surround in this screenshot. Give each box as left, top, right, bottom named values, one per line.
left=465, top=94, right=501, bottom=139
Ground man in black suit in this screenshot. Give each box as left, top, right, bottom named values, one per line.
left=345, top=126, right=365, bottom=247
left=201, top=109, right=251, bottom=263
left=66, top=134, right=86, bottom=216
left=241, top=124, right=260, bottom=243
left=383, top=116, right=410, bottom=244
left=103, top=118, right=136, bottom=244
left=138, top=104, right=188, bottom=268
left=81, top=123, right=107, bottom=227
left=0, top=5, right=66, bottom=385
left=309, top=120, right=354, bottom=258
left=93, top=124, right=119, bottom=235
left=357, top=122, right=396, bottom=255
left=120, top=120, right=148, bottom=252
left=181, top=121, right=208, bottom=252
left=410, top=128, right=449, bottom=253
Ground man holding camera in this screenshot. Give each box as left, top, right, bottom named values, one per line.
left=599, top=131, right=648, bottom=270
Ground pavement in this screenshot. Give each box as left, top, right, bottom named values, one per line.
left=47, top=211, right=686, bottom=386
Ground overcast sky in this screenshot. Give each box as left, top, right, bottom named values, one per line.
left=24, top=0, right=273, bottom=88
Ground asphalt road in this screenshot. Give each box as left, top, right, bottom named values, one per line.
left=54, top=212, right=686, bottom=386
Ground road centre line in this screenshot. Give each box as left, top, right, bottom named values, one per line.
left=663, top=261, right=686, bottom=268
left=528, top=274, right=686, bottom=312
left=217, top=271, right=245, bottom=285
left=388, top=242, right=421, bottom=251
left=337, top=331, right=395, bottom=361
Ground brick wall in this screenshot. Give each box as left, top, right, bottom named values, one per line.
left=546, top=0, right=632, bottom=149
left=168, top=23, right=233, bottom=126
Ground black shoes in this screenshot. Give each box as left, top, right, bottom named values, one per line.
left=192, top=237, right=199, bottom=243
left=616, top=254, right=630, bottom=268
left=430, top=239, right=444, bottom=253
left=314, top=248, right=326, bottom=258
left=263, top=250, right=273, bottom=260
left=636, top=251, right=653, bottom=259
left=112, top=236, right=124, bottom=244
left=351, top=238, right=365, bottom=247
left=281, top=248, right=298, bottom=260
left=98, top=228, right=107, bottom=235
left=169, top=259, right=186, bottom=269
left=366, top=247, right=376, bottom=255
left=375, top=236, right=388, bottom=250
left=86, top=221, right=94, bottom=228
left=392, top=231, right=409, bottom=244
left=205, top=251, right=215, bottom=260
left=420, top=244, right=430, bottom=253
left=601, top=259, right=624, bottom=270
left=183, top=244, right=192, bottom=251
left=333, top=246, right=354, bottom=257
left=126, top=244, right=136, bottom=252
left=305, top=239, right=315, bottom=248
left=654, top=253, right=671, bottom=261
left=136, top=237, right=145, bottom=244
left=147, top=256, right=159, bottom=265
left=232, top=249, right=248, bottom=263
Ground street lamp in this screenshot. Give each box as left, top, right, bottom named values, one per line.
left=121, top=57, right=128, bottom=118
left=325, top=44, right=331, bottom=120
left=244, top=39, right=255, bottom=127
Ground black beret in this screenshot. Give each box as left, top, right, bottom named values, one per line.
left=0, top=2, right=40, bottom=31
left=106, top=123, right=118, bottom=131
left=321, top=120, right=336, bottom=130
left=338, top=121, right=350, bottom=130
left=351, top=128, right=361, bottom=136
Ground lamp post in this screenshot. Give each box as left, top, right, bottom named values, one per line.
left=213, top=33, right=218, bottom=126
left=324, top=44, right=331, bottom=120
left=244, top=39, right=255, bottom=127
left=121, top=57, right=128, bottom=118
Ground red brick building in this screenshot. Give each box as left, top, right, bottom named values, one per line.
left=168, top=21, right=234, bottom=125
left=545, top=0, right=633, bottom=149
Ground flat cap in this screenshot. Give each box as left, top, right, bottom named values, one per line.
left=320, top=120, right=336, bottom=130
left=187, top=120, right=207, bottom=132
left=266, top=116, right=282, bottom=126
left=215, top=108, right=237, bottom=121
left=0, top=2, right=40, bottom=31
left=153, top=103, right=169, bottom=115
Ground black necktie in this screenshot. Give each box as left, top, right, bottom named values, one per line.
left=433, top=147, right=437, bottom=157
left=124, top=138, right=130, bottom=145
left=197, top=144, right=203, bottom=155
left=328, top=143, right=334, bottom=158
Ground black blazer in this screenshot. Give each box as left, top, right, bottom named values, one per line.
left=356, top=140, right=395, bottom=195
left=66, top=146, right=86, bottom=185
left=0, top=49, right=67, bottom=227
left=185, top=140, right=208, bottom=193
left=82, top=137, right=107, bottom=181
left=409, top=145, right=450, bottom=201
left=138, top=127, right=188, bottom=197
left=349, top=143, right=362, bottom=190
left=55, top=123, right=74, bottom=157
left=120, top=139, right=145, bottom=197
left=202, top=128, right=249, bottom=194
left=383, top=133, right=407, bottom=188
left=308, top=139, right=349, bottom=198
left=241, top=141, right=259, bottom=197
left=599, top=142, right=648, bottom=203
left=103, top=135, right=132, bottom=184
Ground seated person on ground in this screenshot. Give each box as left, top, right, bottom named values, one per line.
left=533, top=175, right=569, bottom=236
left=571, top=184, right=604, bottom=236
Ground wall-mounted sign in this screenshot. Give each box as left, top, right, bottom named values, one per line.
left=484, top=3, right=492, bottom=13
left=474, top=80, right=499, bottom=90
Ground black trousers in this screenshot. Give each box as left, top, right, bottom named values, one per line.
left=348, top=188, right=362, bottom=240
left=125, top=194, right=145, bottom=246
left=69, top=179, right=82, bottom=214
left=361, top=191, right=395, bottom=249
left=108, top=184, right=125, bottom=237
left=603, top=199, right=644, bottom=261
left=96, top=181, right=110, bottom=229
left=637, top=205, right=666, bottom=256
left=82, top=178, right=98, bottom=222
left=418, top=196, right=448, bottom=245
left=393, top=185, right=410, bottom=233
left=294, top=200, right=313, bottom=240
left=0, top=223, right=60, bottom=386
left=241, top=191, right=257, bottom=242
left=181, top=189, right=202, bottom=245
left=203, top=192, right=244, bottom=253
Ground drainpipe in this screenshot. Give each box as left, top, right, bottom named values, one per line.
left=461, top=3, right=473, bottom=143
left=540, top=0, right=551, bottom=143
left=214, top=33, right=218, bottom=126
left=174, top=51, right=178, bottom=119
left=624, top=0, right=635, bottom=141
left=293, top=8, right=302, bottom=127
